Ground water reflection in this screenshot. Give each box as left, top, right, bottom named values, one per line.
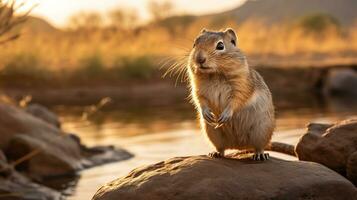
left=55, top=98, right=357, bottom=145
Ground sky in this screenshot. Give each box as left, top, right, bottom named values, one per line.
left=20, top=0, right=246, bottom=27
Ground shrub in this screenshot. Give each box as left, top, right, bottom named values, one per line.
left=1, top=53, right=47, bottom=78
left=0, top=53, right=51, bottom=87
left=78, top=53, right=105, bottom=77
left=113, top=56, right=156, bottom=80
left=297, top=13, right=341, bottom=34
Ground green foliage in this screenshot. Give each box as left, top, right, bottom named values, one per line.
left=113, top=56, right=156, bottom=79
left=0, top=53, right=51, bottom=87
left=1, top=53, right=47, bottom=78
left=79, top=53, right=105, bottom=77
left=297, top=13, right=340, bottom=34
left=71, top=55, right=156, bottom=83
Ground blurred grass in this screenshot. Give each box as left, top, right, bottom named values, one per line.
left=74, top=54, right=156, bottom=81
left=0, top=13, right=356, bottom=88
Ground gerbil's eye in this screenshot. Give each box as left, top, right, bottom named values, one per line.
left=216, top=41, right=224, bottom=51
left=231, top=39, right=236, bottom=46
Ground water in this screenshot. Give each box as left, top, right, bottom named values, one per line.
left=51, top=98, right=356, bottom=200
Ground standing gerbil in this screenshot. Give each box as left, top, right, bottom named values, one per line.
left=187, top=28, right=275, bottom=161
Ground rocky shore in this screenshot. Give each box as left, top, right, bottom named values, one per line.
left=0, top=103, right=132, bottom=199
left=93, top=119, right=357, bottom=200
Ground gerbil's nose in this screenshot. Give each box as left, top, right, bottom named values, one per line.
left=196, top=56, right=206, bottom=65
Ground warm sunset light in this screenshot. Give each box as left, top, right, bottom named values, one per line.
left=25, top=0, right=246, bottom=27
left=0, top=0, right=356, bottom=199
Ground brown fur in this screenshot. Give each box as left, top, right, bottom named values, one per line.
left=187, top=28, right=275, bottom=159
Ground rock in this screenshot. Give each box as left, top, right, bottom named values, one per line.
left=0, top=149, right=62, bottom=200
left=296, top=118, right=357, bottom=186
left=347, top=151, right=357, bottom=186
left=0, top=103, right=132, bottom=182
left=0, top=170, right=63, bottom=200
left=0, top=104, right=82, bottom=180
left=26, top=103, right=61, bottom=128
left=0, top=150, right=6, bottom=162
left=92, top=155, right=357, bottom=200
left=0, top=104, right=63, bottom=149
left=324, top=68, right=357, bottom=97
left=0, top=150, right=11, bottom=177
left=6, top=134, right=81, bottom=179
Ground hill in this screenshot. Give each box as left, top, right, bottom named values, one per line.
left=219, top=0, right=357, bottom=26
left=23, top=16, right=58, bottom=33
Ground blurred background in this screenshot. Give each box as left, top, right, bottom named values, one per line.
left=0, top=0, right=357, bottom=199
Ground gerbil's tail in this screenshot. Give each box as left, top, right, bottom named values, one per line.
left=266, top=142, right=296, bottom=156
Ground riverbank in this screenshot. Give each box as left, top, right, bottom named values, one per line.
left=2, top=64, right=357, bottom=110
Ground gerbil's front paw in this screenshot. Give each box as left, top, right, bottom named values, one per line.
left=217, top=107, right=233, bottom=128
left=202, top=107, right=216, bottom=124
left=208, top=151, right=224, bottom=158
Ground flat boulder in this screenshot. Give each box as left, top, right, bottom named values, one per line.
left=296, top=118, right=357, bottom=185
left=93, top=155, right=357, bottom=200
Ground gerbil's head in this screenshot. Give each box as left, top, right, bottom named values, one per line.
left=188, top=28, right=247, bottom=74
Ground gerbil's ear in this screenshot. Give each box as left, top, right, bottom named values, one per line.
left=200, top=28, right=207, bottom=34
left=224, top=28, right=237, bottom=46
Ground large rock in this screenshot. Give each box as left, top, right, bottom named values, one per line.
left=296, top=118, right=357, bottom=186
left=0, top=103, right=132, bottom=181
left=0, top=104, right=64, bottom=149
left=92, top=155, right=357, bottom=200
left=26, top=103, right=61, bottom=128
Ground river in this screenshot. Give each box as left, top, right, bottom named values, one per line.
left=48, top=98, right=357, bottom=200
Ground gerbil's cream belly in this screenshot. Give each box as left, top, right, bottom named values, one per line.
left=202, top=90, right=274, bottom=150
left=199, top=80, right=231, bottom=114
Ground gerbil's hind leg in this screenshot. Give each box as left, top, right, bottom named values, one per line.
left=252, top=150, right=269, bottom=161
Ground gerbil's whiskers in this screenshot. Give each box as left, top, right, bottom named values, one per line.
left=160, top=51, right=190, bottom=86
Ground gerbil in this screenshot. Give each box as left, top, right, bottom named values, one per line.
left=187, top=28, right=275, bottom=161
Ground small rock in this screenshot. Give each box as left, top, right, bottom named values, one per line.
left=296, top=118, right=357, bottom=186
left=0, top=170, right=63, bottom=200
left=26, top=104, right=61, bottom=128
left=0, top=150, right=6, bottom=162
left=93, top=155, right=357, bottom=200
left=0, top=150, right=11, bottom=177
left=5, top=134, right=81, bottom=180
left=324, top=68, right=357, bottom=97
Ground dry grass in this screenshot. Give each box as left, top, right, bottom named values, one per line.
left=0, top=0, right=30, bottom=44
left=0, top=14, right=356, bottom=85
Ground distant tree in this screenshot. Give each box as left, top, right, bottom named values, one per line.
left=147, top=0, right=174, bottom=22
left=298, top=13, right=340, bottom=34
left=109, top=8, right=139, bottom=30
left=68, top=11, right=103, bottom=31
left=0, top=0, right=30, bottom=44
